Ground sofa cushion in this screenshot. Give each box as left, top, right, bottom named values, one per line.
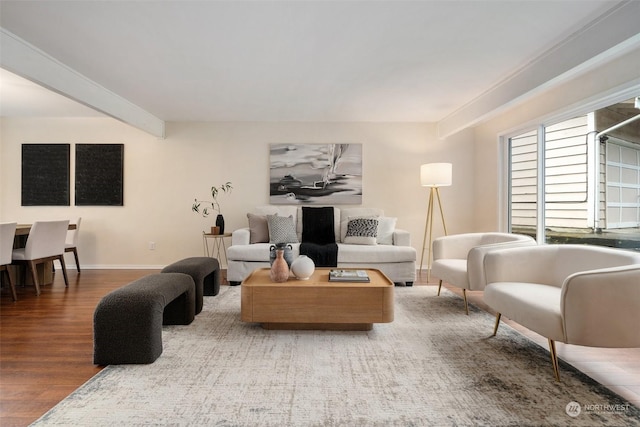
left=337, top=243, right=415, bottom=263
left=229, top=241, right=414, bottom=264
left=302, top=206, right=336, bottom=244
left=431, top=259, right=468, bottom=289
left=256, top=206, right=298, bottom=226
left=247, top=213, right=269, bottom=244
left=484, top=282, right=564, bottom=342
left=267, top=215, right=299, bottom=244
left=228, top=243, right=301, bottom=262
left=340, top=207, right=384, bottom=220
left=343, top=218, right=378, bottom=245
left=377, top=217, right=397, bottom=245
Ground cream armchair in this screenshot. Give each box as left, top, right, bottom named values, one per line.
left=431, top=232, right=535, bottom=314
left=484, top=244, right=640, bottom=381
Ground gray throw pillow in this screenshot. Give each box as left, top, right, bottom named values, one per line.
left=247, top=213, right=269, bottom=244
left=267, top=214, right=299, bottom=244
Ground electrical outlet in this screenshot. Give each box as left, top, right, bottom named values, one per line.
left=149, top=241, right=156, bottom=250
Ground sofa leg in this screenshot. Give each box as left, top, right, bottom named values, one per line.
left=492, top=313, right=501, bottom=336
left=229, top=281, right=241, bottom=286
left=548, top=339, right=560, bottom=382
left=394, top=282, right=414, bottom=287
left=437, top=280, right=442, bottom=296
left=462, top=289, right=469, bottom=315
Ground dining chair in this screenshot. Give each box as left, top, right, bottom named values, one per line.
left=12, top=220, right=70, bottom=295
left=1, top=222, right=18, bottom=301
left=65, top=217, right=82, bottom=272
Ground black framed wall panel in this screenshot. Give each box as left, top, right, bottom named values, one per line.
left=21, top=144, right=70, bottom=206
left=75, top=144, right=124, bottom=206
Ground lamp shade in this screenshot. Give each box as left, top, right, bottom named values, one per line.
left=420, top=163, right=452, bottom=187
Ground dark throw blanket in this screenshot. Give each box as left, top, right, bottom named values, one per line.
left=300, top=206, right=338, bottom=267
left=300, top=242, right=338, bottom=268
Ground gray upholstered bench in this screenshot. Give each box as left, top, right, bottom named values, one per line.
left=161, top=257, right=220, bottom=314
left=93, top=272, right=196, bottom=365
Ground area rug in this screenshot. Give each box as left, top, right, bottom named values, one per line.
left=32, top=285, right=640, bottom=426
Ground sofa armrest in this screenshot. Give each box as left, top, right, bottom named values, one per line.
left=231, top=228, right=251, bottom=246
left=561, top=265, right=640, bottom=347
left=467, top=240, right=537, bottom=291
left=392, top=229, right=411, bottom=246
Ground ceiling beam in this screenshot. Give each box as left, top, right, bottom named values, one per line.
left=437, top=0, right=640, bottom=139
left=0, top=28, right=165, bottom=138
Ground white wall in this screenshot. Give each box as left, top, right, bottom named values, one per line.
left=0, top=119, right=477, bottom=268
left=472, top=45, right=640, bottom=232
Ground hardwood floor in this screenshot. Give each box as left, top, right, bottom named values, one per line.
left=1, top=269, right=638, bottom=426
left=0, top=269, right=155, bottom=427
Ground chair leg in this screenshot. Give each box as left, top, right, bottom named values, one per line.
left=58, top=255, right=70, bottom=287
left=28, top=261, right=41, bottom=296
left=492, top=313, right=501, bottom=336
left=72, top=248, right=80, bottom=273
left=548, top=339, right=560, bottom=382
left=437, top=280, right=442, bottom=296
left=2, top=268, right=17, bottom=301
left=462, top=289, right=469, bottom=315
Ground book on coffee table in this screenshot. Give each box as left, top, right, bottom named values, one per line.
left=329, top=269, right=370, bottom=283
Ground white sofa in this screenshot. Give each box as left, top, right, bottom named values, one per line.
left=431, top=232, right=536, bottom=314
left=227, top=206, right=416, bottom=285
left=483, top=244, right=640, bottom=381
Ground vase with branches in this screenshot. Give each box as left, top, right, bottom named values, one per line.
left=192, top=182, right=233, bottom=234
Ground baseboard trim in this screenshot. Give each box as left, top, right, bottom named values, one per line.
left=61, top=265, right=166, bottom=270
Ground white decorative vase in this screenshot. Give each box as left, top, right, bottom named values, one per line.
left=290, top=255, right=315, bottom=280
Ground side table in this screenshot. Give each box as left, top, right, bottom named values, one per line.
left=202, top=232, right=231, bottom=266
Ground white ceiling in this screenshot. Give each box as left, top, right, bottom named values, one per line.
left=0, top=0, right=632, bottom=127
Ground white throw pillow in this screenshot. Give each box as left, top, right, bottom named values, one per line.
left=376, top=217, right=397, bottom=245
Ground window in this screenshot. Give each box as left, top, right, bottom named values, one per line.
left=507, top=97, right=640, bottom=250
left=509, top=129, right=538, bottom=240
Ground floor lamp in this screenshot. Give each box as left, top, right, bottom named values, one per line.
left=419, top=163, right=452, bottom=281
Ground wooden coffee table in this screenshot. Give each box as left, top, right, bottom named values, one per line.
left=240, top=268, right=394, bottom=331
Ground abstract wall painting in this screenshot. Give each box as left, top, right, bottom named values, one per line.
left=75, top=144, right=124, bottom=206
left=269, top=144, right=362, bottom=205
left=21, top=144, right=70, bottom=206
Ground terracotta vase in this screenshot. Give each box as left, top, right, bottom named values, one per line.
left=270, top=249, right=290, bottom=282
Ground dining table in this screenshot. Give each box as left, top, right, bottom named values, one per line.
left=15, top=223, right=76, bottom=236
